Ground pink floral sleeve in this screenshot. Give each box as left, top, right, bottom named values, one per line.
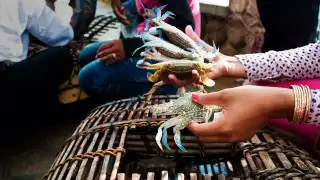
left=235, top=42, right=320, bottom=124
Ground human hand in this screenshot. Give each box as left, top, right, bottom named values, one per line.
left=112, top=0, right=129, bottom=25
left=188, top=85, right=295, bottom=142
left=96, top=40, right=126, bottom=62
left=159, top=25, right=247, bottom=87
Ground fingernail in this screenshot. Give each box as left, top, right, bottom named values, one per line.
left=192, top=94, right=199, bottom=102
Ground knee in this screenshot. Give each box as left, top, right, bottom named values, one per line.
left=78, top=60, right=105, bottom=96
left=79, top=42, right=106, bottom=67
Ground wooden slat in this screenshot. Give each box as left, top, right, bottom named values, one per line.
left=147, top=172, right=155, bottom=180
left=177, top=173, right=184, bottom=180
left=161, top=171, right=169, bottom=180
left=190, top=173, right=197, bottom=180
left=262, top=133, right=292, bottom=169
left=132, top=173, right=141, bottom=180
left=117, top=173, right=125, bottom=180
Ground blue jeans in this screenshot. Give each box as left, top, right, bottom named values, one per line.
left=78, top=41, right=178, bottom=100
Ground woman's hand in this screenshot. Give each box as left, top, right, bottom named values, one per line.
left=188, top=85, right=295, bottom=142
left=111, top=0, right=129, bottom=25
left=97, top=40, right=126, bottom=62
left=159, top=25, right=247, bottom=87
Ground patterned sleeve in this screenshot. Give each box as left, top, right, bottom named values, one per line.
left=235, top=42, right=320, bottom=82
left=308, top=90, right=320, bottom=124
left=235, top=42, right=320, bottom=124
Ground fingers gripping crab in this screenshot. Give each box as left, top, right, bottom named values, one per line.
left=147, top=91, right=222, bottom=152
left=136, top=59, right=216, bottom=101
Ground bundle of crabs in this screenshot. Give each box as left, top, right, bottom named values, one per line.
left=132, top=6, right=222, bottom=152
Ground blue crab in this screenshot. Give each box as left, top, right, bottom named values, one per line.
left=148, top=91, right=222, bottom=152
left=136, top=59, right=216, bottom=101
left=133, top=32, right=202, bottom=61
left=146, top=8, right=218, bottom=62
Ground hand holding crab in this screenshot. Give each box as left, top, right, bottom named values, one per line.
left=188, top=86, right=295, bottom=143
left=160, top=25, right=248, bottom=88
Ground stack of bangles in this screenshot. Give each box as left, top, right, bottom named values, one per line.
left=290, top=85, right=311, bottom=124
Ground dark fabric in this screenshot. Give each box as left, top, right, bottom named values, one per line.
left=122, top=37, right=144, bottom=58
left=121, top=0, right=195, bottom=58
left=0, top=47, right=73, bottom=126
left=257, top=0, right=320, bottom=52
left=69, top=0, right=98, bottom=40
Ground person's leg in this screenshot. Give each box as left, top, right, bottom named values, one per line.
left=78, top=57, right=177, bottom=100
left=79, top=41, right=109, bottom=67
left=0, top=46, right=73, bottom=122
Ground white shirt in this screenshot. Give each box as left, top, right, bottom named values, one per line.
left=0, top=0, right=74, bottom=62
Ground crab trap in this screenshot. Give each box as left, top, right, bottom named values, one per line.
left=41, top=94, right=320, bottom=180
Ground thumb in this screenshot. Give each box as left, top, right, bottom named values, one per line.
left=185, top=25, right=201, bottom=42
left=192, top=91, right=225, bottom=106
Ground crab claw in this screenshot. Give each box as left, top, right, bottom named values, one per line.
left=148, top=27, right=163, bottom=39
left=202, top=76, right=215, bottom=87
left=155, top=116, right=182, bottom=152
left=143, top=17, right=155, bottom=32
left=161, top=11, right=176, bottom=21
left=161, top=125, right=171, bottom=150
left=173, top=126, right=187, bottom=152
left=212, top=43, right=217, bottom=53
left=158, top=4, right=168, bottom=11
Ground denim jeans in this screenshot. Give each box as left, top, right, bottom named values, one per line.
left=78, top=41, right=178, bottom=100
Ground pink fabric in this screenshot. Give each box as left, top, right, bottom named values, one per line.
left=257, top=79, right=320, bottom=157
left=135, top=0, right=201, bottom=36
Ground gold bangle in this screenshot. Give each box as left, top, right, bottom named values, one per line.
left=296, top=85, right=304, bottom=123
left=297, top=85, right=306, bottom=124
left=302, top=85, right=311, bottom=124
left=291, top=85, right=299, bottom=123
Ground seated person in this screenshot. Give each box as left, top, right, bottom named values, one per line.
left=0, top=0, right=74, bottom=124
left=78, top=0, right=200, bottom=100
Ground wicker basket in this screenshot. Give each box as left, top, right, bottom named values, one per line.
left=42, top=95, right=320, bottom=180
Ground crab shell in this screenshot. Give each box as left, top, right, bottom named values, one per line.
left=148, top=19, right=203, bottom=57
left=137, top=59, right=215, bottom=86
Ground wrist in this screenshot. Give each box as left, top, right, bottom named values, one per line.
left=268, top=87, right=295, bottom=119
left=224, top=56, right=247, bottom=79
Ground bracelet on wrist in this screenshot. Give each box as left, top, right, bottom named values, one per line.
left=290, top=85, right=311, bottom=124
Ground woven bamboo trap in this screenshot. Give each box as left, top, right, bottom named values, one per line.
left=43, top=95, right=320, bottom=180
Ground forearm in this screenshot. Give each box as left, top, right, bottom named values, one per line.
left=235, top=42, right=320, bottom=82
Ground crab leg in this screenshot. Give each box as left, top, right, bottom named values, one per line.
left=192, top=83, right=207, bottom=93
left=173, top=125, right=187, bottom=152
left=136, top=60, right=165, bottom=69
left=147, top=71, right=161, bottom=82
left=200, top=75, right=215, bottom=87
left=155, top=115, right=184, bottom=151
left=144, top=81, right=166, bottom=101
